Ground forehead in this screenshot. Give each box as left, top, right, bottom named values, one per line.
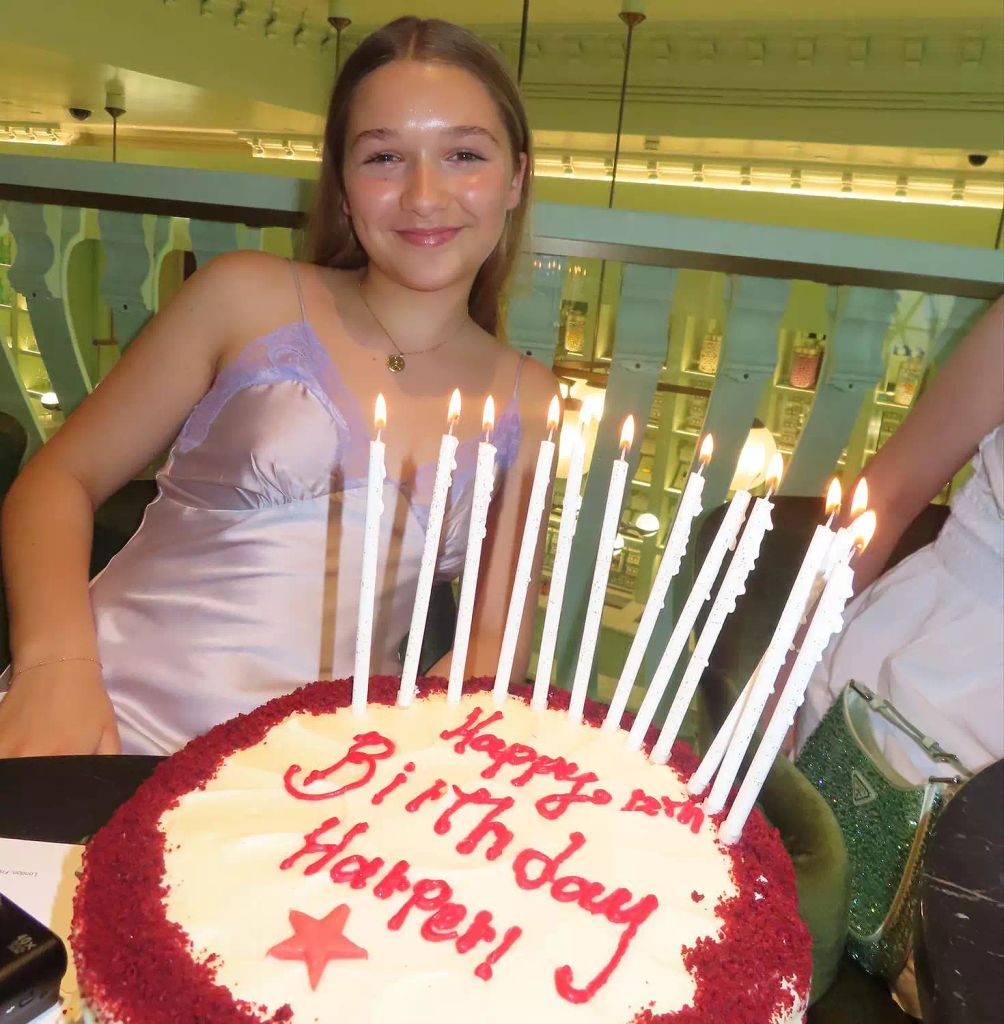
left=348, top=60, right=506, bottom=138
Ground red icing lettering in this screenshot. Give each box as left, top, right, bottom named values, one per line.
left=386, top=878, right=452, bottom=931
left=621, top=788, right=706, bottom=834
left=329, top=854, right=386, bottom=890
left=513, top=832, right=586, bottom=890
left=279, top=816, right=368, bottom=874
left=513, top=831, right=659, bottom=1004
left=455, top=909, right=498, bottom=954
left=554, top=892, right=659, bottom=1004
left=621, top=788, right=661, bottom=816
left=474, top=925, right=523, bottom=981
left=552, top=876, right=605, bottom=904
left=373, top=860, right=413, bottom=900
left=434, top=786, right=515, bottom=861
left=371, top=761, right=415, bottom=805
left=440, top=710, right=612, bottom=822
left=284, top=731, right=395, bottom=800
left=479, top=741, right=539, bottom=780
left=420, top=902, right=467, bottom=942
left=404, top=779, right=448, bottom=813
left=439, top=707, right=505, bottom=753
left=535, top=774, right=612, bottom=821
left=661, top=796, right=705, bottom=835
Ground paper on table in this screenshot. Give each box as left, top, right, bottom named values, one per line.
left=0, top=838, right=83, bottom=1024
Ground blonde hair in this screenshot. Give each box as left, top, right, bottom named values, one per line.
left=305, top=17, right=532, bottom=338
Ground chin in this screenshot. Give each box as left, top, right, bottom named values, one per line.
left=382, top=244, right=493, bottom=295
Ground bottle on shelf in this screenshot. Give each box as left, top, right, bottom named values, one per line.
left=789, top=332, right=824, bottom=389
left=697, top=320, right=722, bottom=374
left=893, top=345, right=926, bottom=407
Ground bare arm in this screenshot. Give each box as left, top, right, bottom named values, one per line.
left=849, top=296, right=1004, bottom=593
left=0, top=250, right=285, bottom=756
left=428, top=360, right=560, bottom=687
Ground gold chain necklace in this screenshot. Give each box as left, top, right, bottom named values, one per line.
left=358, top=286, right=453, bottom=374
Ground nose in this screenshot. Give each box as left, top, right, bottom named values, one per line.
left=401, top=156, right=449, bottom=218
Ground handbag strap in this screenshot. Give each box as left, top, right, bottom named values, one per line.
left=849, top=681, right=974, bottom=781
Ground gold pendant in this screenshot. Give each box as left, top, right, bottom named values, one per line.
left=386, top=354, right=405, bottom=373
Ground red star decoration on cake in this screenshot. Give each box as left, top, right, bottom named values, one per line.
left=267, top=904, right=368, bottom=990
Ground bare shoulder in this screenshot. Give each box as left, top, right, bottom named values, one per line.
left=194, top=250, right=298, bottom=324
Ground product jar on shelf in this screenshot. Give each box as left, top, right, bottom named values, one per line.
left=789, top=332, right=824, bottom=389
left=893, top=353, right=926, bottom=407
left=697, top=323, right=722, bottom=374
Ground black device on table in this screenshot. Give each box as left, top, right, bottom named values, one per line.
left=0, top=892, right=67, bottom=1024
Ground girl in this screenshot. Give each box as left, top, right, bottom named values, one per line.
left=0, top=17, right=558, bottom=757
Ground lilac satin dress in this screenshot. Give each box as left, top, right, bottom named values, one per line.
left=90, top=319, right=525, bottom=755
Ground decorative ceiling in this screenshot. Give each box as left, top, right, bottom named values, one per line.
left=1, top=0, right=1002, bottom=194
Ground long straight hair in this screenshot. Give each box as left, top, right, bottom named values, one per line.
left=305, top=17, right=533, bottom=338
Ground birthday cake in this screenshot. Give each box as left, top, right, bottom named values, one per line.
left=72, top=677, right=811, bottom=1024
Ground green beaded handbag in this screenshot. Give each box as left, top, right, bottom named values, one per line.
left=796, top=681, right=972, bottom=980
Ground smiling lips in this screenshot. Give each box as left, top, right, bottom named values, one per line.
left=397, top=227, right=461, bottom=247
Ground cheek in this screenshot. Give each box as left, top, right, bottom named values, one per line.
left=343, top=175, right=400, bottom=221
left=456, top=168, right=514, bottom=221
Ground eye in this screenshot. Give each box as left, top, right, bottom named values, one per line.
left=363, top=152, right=399, bottom=165
left=450, top=150, right=486, bottom=163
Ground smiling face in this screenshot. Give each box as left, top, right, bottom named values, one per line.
left=342, top=60, right=527, bottom=295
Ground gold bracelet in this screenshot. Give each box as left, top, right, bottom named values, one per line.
left=11, top=655, right=103, bottom=681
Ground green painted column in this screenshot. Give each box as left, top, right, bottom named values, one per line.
left=697, top=276, right=792, bottom=507
left=781, top=287, right=897, bottom=497
left=506, top=254, right=565, bottom=366
left=6, top=203, right=92, bottom=415
left=189, top=220, right=261, bottom=268
left=638, top=274, right=789, bottom=711
left=97, top=211, right=164, bottom=351
left=927, top=294, right=987, bottom=369
left=554, top=263, right=677, bottom=698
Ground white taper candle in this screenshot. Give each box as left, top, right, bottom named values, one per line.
left=719, top=510, right=875, bottom=845
left=697, top=522, right=833, bottom=809
left=531, top=410, right=590, bottom=710
left=398, top=389, right=462, bottom=707
left=493, top=397, right=559, bottom=703
left=447, top=397, right=498, bottom=704
left=625, top=489, right=752, bottom=751
left=603, top=435, right=713, bottom=732
left=649, top=482, right=777, bottom=766
left=353, top=393, right=387, bottom=715
left=567, top=416, right=635, bottom=723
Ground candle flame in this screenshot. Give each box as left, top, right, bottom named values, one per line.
left=374, top=393, right=387, bottom=432
left=853, top=510, right=877, bottom=553
left=619, top=415, right=635, bottom=455
left=482, top=394, right=495, bottom=435
left=765, top=451, right=784, bottom=490
left=825, top=477, right=842, bottom=516
left=447, top=388, right=462, bottom=426
left=851, top=477, right=869, bottom=518
left=699, top=434, right=714, bottom=465
left=547, top=395, right=560, bottom=433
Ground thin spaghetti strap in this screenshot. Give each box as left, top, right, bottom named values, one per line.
left=288, top=259, right=307, bottom=324
left=511, top=352, right=528, bottom=401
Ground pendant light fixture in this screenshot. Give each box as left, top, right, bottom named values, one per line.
left=610, top=2, right=646, bottom=209
left=327, top=1, right=352, bottom=74
left=517, top=0, right=531, bottom=86
left=104, top=80, right=125, bottom=164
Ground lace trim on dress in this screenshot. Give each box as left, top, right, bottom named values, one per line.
left=177, top=323, right=349, bottom=455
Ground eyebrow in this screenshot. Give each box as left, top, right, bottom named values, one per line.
left=352, top=125, right=500, bottom=147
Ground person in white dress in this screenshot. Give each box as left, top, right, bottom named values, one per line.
left=798, top=295, right=1004, bottom=782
